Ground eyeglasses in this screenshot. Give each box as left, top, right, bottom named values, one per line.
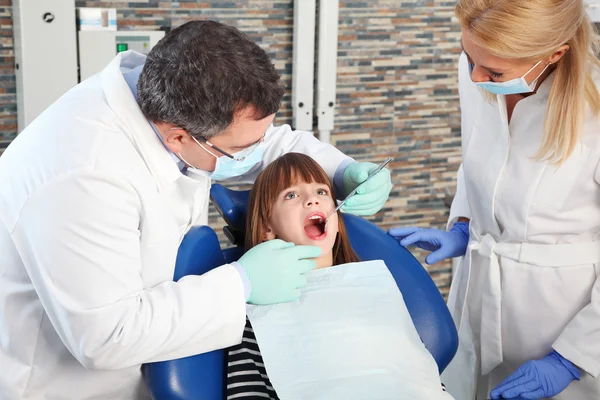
left=191, top=132, right=266, bottom=162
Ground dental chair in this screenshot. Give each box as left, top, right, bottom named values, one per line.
left=143, top=184, right=458, bottom=400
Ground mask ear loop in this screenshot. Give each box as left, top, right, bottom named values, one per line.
left=163, top=127, right=206, bottom=170
left=196, top=142, right=220, bottom=159
left=177, top=152, right=198, bottom=170
left=178, top=135, right=221, bottom=169
left=190, top=135, right=220, bottom=159
left=523, top=59, right=544, bottom=78
left=527, top=61, right=552, bottom=91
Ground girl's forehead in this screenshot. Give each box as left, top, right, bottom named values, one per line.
left=283, top=178, right=327, bottom=188
left=288, top=168, right=327, bottom=184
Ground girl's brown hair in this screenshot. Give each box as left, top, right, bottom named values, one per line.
left=245, top=153, right=359, bottom=266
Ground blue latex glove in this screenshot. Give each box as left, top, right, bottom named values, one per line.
left=341, top=161, right=392, bottom=216
left=490, top=350, right=580, bottom=399
left=387, top=222, right=469, bottom=265
left=237, top=239, right=321, bottom=305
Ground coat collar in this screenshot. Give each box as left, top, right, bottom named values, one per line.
left=100, top=51, right=185, bottom=192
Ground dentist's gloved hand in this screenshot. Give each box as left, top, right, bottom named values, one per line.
left=237, top=239, right=321, bottom=305
left=490, top=350, right=580, bottom=399
left=388, top=222, right=469, bottom=265
left=341, top=161, right=392, bottom=216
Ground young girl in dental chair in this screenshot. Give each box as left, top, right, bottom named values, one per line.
left=226, top=153, right=452, bottom=400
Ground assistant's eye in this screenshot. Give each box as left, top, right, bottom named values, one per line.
left=490, top=71, right=504, bottom=79
left=317, top=188, right=328, bottom=196
left=284, top=191, right=298, bottom=200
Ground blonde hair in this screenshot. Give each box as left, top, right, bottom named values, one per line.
left=456, top=0, right=600, bottom=164
left=245, top=153, right=359, bottom=266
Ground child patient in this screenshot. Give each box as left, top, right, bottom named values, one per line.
left=226, top=153, right=451, bottom=400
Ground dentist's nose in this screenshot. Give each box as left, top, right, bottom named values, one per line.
left=470, top=64, right=492, bottom=83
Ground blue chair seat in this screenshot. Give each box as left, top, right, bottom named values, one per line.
left=143, top=184, right=458, bottom=399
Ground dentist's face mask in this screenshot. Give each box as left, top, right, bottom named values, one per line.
left=178, top=132, right=265, bottom=181
left=469, top=59, right=550, bottom=95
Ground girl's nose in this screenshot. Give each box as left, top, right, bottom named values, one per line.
left=305, top=197, right=320, bottom=207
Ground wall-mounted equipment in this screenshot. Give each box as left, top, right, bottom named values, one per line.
left=292, top=0, right=316, bottom=131
left=291, top=0, right=340, bottom=143
left=13, top=0, right=79, bottom=132
left=77, top=31, right=165, bottom=81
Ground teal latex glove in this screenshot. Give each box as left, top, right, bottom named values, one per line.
left=238, top=239, right=321, bottom=305
left=341, top=161, right=392, bottom=215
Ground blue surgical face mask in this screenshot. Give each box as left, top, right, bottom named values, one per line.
left=206, top=145, right=264, bottom=181
left=469, top=59, right=550, bottom=95
left=178, top=136, right=265, bottom=181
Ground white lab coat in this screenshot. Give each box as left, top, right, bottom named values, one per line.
left=0, top=51, right=351, bottom=400
left=441, top=52, right=600, bottom=400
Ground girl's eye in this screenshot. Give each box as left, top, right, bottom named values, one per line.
left=284, top=192, right=298, bottom=200
left=317, top=189, right=328, bottom=196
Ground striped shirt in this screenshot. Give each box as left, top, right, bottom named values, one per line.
left=226, top=319, right=279, bottom=400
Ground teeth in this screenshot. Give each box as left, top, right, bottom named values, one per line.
left=309, top=215, right=323, bottom=221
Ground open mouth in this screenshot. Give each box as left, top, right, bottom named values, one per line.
left=303, top=212, right=327, bottom=240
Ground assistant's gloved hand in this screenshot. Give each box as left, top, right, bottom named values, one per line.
left=237, top=239, right=321, bottom=305
left=490, top=350, right=580, bottom=399
left=387, top=222, right=469, bottom=265
left=341, top=161, right=392, bottom=216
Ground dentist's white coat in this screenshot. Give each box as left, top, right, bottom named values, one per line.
left=0, top=52, right=350, bottom=400
left=441, top=53, right=600, bottom=400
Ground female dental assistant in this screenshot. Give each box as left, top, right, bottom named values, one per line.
left=389, top=0, right=600, bottom=399
left=0, top=21, right=391, bottom=400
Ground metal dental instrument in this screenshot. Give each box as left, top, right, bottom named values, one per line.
left=324, top=157, right=392, bottom=229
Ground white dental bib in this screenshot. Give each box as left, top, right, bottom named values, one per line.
left=246, top=260, right=454, bottom=400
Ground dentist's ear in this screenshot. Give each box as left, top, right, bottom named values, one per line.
left=158, top=124, right=188, bottom=154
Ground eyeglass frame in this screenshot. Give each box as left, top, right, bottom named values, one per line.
left=189, top=131, right=266, bottom=162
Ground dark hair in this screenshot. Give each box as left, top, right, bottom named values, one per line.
left=246, top=153, right=360, bottom=266
left=137, top=20, right=284, bottom=140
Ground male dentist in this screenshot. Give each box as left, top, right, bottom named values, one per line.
left=0, top=20, right=391, bottom=399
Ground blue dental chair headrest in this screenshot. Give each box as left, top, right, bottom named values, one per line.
left=143, top=184, right=458, bottom=399
left=210, top=184, right=249, bottom=246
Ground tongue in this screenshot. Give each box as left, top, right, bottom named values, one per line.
left=304, top=224, right=322, bottom=237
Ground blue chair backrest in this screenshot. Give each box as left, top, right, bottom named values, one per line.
left=143, top=184, right=458, bottom=399
left=143, top=225, right=227, bottom=400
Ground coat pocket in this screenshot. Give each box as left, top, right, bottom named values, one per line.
left=530, top=143, right=590, bottom=210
